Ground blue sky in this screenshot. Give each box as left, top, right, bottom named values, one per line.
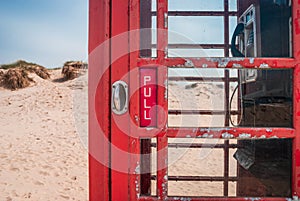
left=0, top=0, right=237, bottom=67
left=0, top=0, right=88, bottom=68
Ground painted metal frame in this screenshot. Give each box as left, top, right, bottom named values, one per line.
left=88, top=0, right=300, bottom=200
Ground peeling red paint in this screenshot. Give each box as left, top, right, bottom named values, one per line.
left=296, top=88, right=300, bottom=102
left=296, top=150, right=300, bottom=166
left=296, top=20, right=300, bottom=35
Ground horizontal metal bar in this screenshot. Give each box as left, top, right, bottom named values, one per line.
left=168, top=77, right=238, bottom=82
left=167, top=198, right=290, bottom=201
left=138, top=197, right=291, bottom=201
left=137, top=57, right=297, bottom=69
left=168, top=44, right=225, bottom=49
left=151, top=11, right=238, bottom=16
left=168, top=110, right=239, bottom=115
left=151, top=175, right=238, bottom=182
left=151, top=143, right=239, bottom=149
left=151, top=44, right=227, bottom=49
left=166, top=127, right=295, bottom=139
left=138, top=197, right=158, bottom=201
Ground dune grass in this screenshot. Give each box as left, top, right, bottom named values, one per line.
left=0, top=60, right=51, bottom=90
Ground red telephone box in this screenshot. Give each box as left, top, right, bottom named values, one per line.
left=89, top=0, right=300, bottom=200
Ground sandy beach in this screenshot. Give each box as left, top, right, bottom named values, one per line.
left=0, top=69, right=88, bottom=201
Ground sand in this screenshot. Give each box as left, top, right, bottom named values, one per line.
left=0, top=69, right=88, bottom=201
left=0, top=69, right=239, bottom=200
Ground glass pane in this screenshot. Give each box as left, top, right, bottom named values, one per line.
left=168, top=139, right=224, bottom=177
left=140, top=0, right=157, bottom=57
left=168, top=181, right=224, bottom=196
left=168, top=68, right=293, bottom=128
left=164, top=0, right=292, bottom=58
left=229, top=0, right=237, bottom=11
left=151, top=0, right=156, bottom=11
left=140, top=138, right=157, bottom=196
left=229, top=16, right=237, bottom=45
left=168, top=49, right=224, bottom=57
left=168, top=0, right=224, bottom=11
left=168, top=16, right=224, bottom=44
left=239, top=69, right=293, bottom=127
left=232, top=0, right=292, bottom=57
left=235, top=139, right=292, bottom=197
left=166, top=138, right=291, bottom=197
left=167, top=138, right=238, bottom=197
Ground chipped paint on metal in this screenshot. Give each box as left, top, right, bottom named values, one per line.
left=164, top=47, right=168, bottom=58
left=239, top=133, right=252, bottom=138
left=184, top=59, right=194, bottom=67
left=218, top=61, right=229, bottom=68
left=259, top=135, right=266, bottom=139
left=164, top=12, right=168, bottom=28
left=164, top=175, right=168, bottom=181
left=206, top=58, right=229, bottom=68
left=266, top=128, right=273, bottom=133
left=233, top=63, right=243, bottom=68
left=202, top=133, right=214, bottom=138
left=135, top=176, right=140, bottom=199
left=249, top=58, right=255, bottom=64
left=207, top=57, right=244, bottom=68
left=186, top=134, right=191, bottom=138
left=135, top=163, right=140, bottom=174
left=164, top=79, right=168, bottom=100
left=259, top=63, right=270, bottom=68
left=208, top=128, right=227, bottom=131
left=222, top=132, right=234, bottom=138
left=292, top=196, right=300, bottom=201
left=134, top=115, right=139, bottom=123
left=244, top=198, right=262, bottom=201
left=172, top=197, right=192, bottom=201
left=202, top=63, right=208, bottom=68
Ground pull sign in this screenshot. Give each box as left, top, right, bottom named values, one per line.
left=140, top=68, right=157, bottom=127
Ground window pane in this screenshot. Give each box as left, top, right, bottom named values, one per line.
left=168, top=49, right=224, bottom=58
left=168, top=0, right=224, bottom=11
left=140, top=0, right=157, bottom=57
left=169, top=16, right=224, bottom=44
left=229, top=0, right=237, bottom=11
left=235, top=139, right=292, bottom=197
left=168, top=68, right=293, bottom=128
left=232, top=1, right=292, bottom=57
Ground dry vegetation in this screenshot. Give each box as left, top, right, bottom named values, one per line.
left=61, top=61, right=86, bottom=80
left=0, top=60, right=87, bottom=90
left=1, top=60, right=50, bottom=79
left=0, top=60, right=50, bottom=90
left=1, top=68, right=34, bottom=90
left=62, top=66, right=80, bottom=80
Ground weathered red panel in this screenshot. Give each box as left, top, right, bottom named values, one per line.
left=293, top=65, right=300, bottom=197
left=88, top=0, right=110, bottom=201
left=110, top=0, right=131, bottom=200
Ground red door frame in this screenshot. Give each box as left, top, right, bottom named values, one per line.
left=89, top=0, right=300, bottom=200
